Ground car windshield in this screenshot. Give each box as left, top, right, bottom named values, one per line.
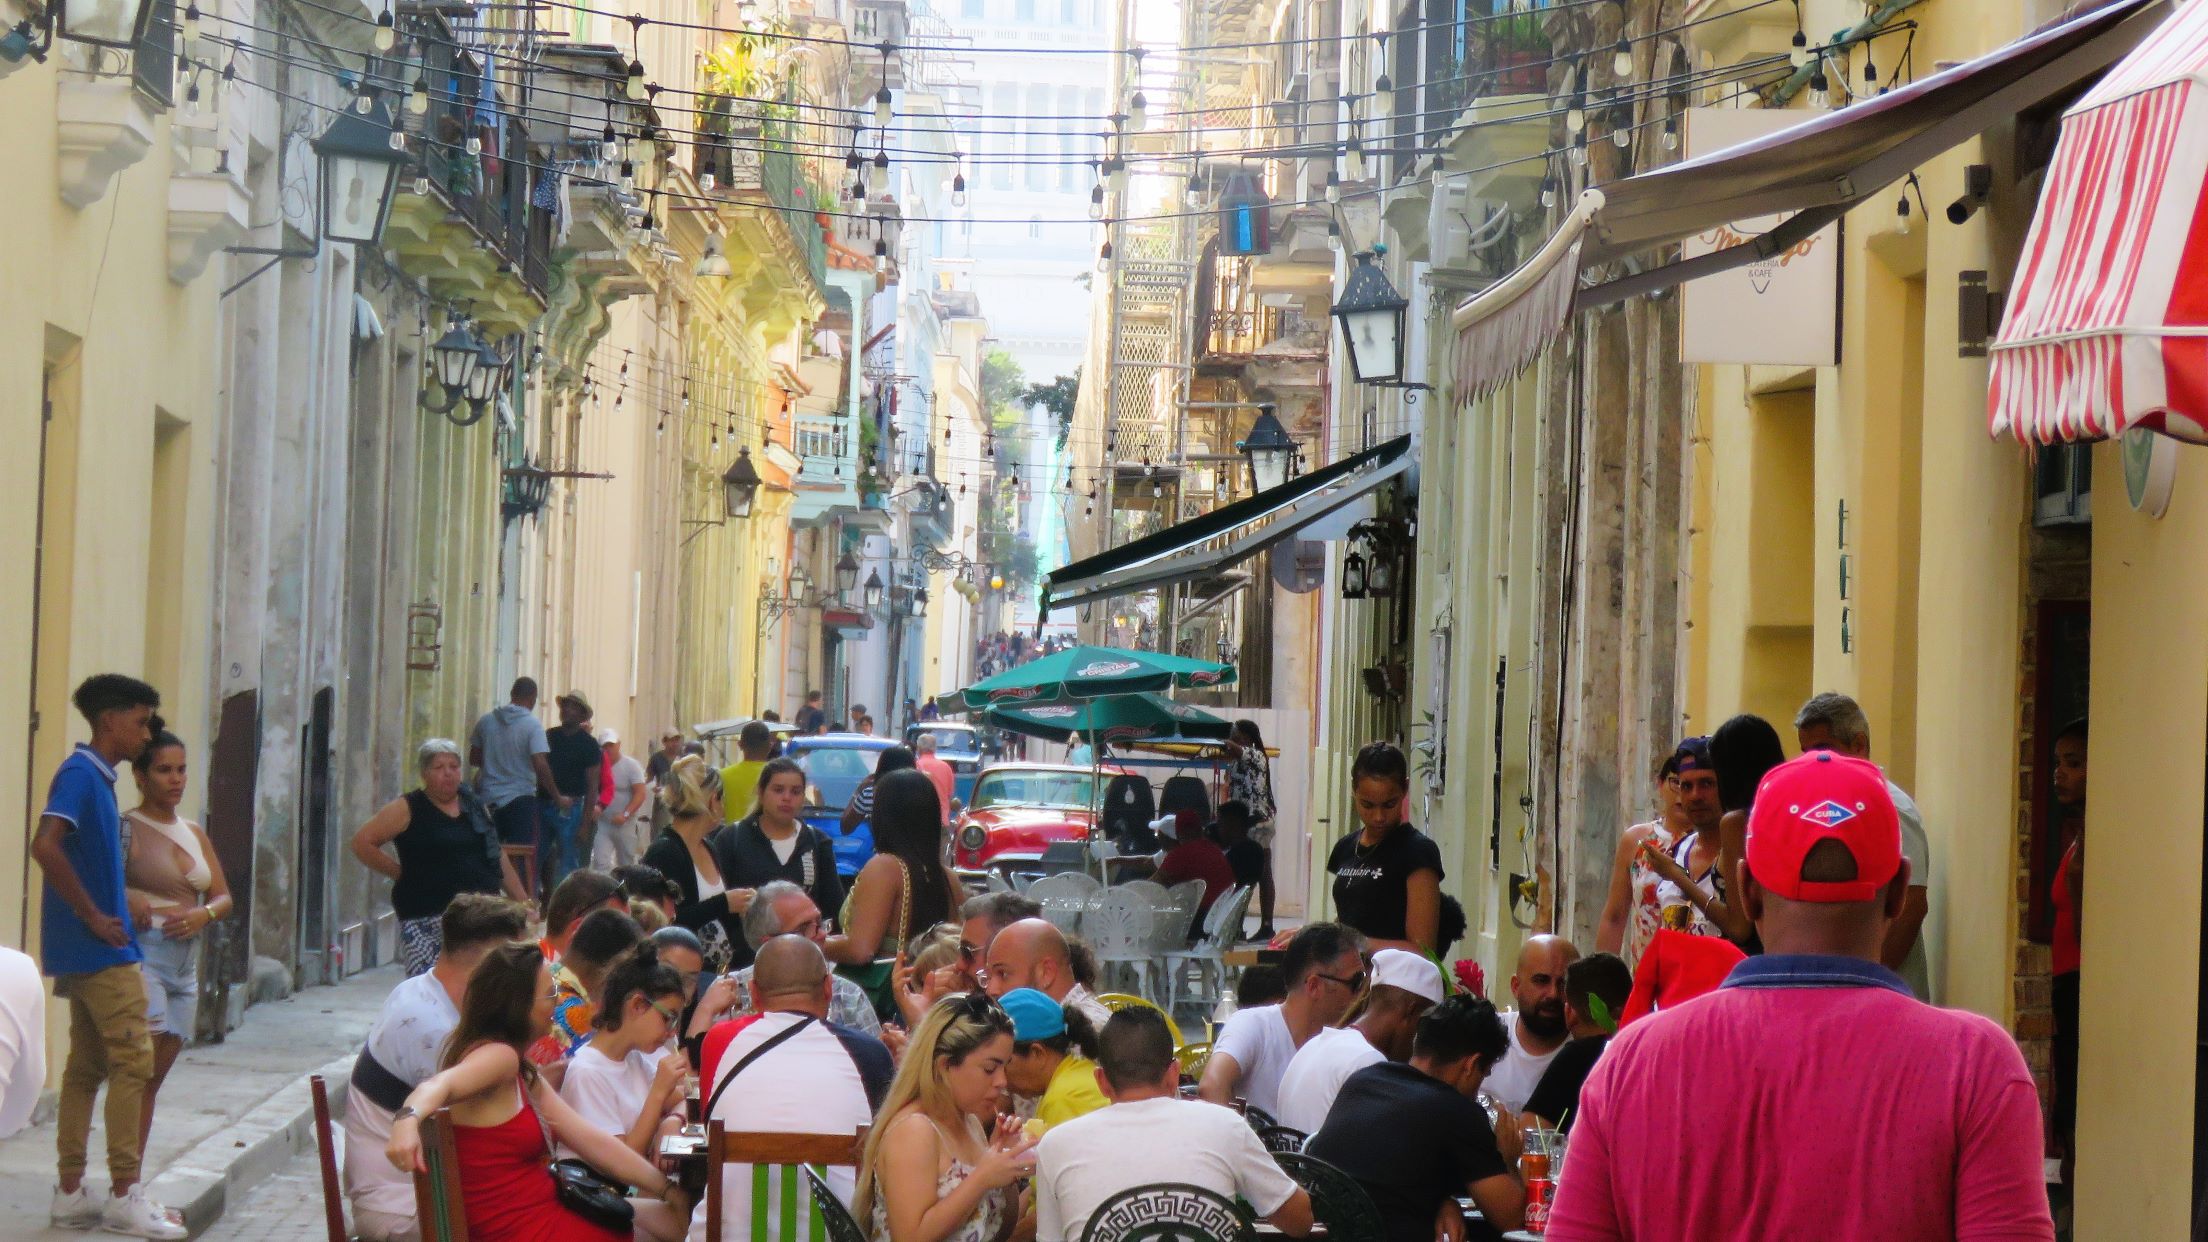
left=909, top=727, right=981, bottom=754
left=971, top=771, right=1094, bottom=811
left=793, top=745, right=882, bottom=810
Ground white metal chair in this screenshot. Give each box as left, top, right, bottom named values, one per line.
left=1083, top=886, right=1158, bottom=999
left=1029, top=871, right=1099, bottom=936
left=1145, top=881, right=1205, bottom=1005
left=1162, top=883, right=1253, bottom=1015
left=1120, top=879, right=1171, bottom=908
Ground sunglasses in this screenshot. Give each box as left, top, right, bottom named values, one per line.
left=647, top=998, right=682, bottom=1027
left=1314, top=970, right=1368, bottom=993
left=953, top=990, right=1006, bottom=1023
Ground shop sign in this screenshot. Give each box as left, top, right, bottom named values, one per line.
left=1679, top=107, right=1841, bottom=367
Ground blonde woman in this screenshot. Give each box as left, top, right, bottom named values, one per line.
left=639, top=755, right=754, bottom=973
left=855, top=993, right=1035, bottom=1242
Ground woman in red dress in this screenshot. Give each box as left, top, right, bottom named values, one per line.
left=386, top=942, right=688, bottom=1241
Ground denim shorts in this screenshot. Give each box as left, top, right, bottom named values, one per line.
left=139, top=923, right=200, bottom=1039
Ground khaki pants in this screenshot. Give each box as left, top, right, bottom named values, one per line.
left=55, top=962, right=154, bottom=1185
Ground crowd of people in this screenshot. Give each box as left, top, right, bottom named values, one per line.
left=25, top=668, right=2071, bottom=1242
left=972, top=632, right=1070, bottom=681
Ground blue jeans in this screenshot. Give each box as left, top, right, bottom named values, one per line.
left=538, top=798, right=585, bottom=895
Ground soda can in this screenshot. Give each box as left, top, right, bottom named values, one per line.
left=1523, top=1176, right=1553, bottom=1234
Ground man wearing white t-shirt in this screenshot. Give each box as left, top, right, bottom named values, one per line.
left=0, top=945, right=46, bottom=1140
left=1481, top=934, right=1580, bottom=1112
left=1198, top=922, right=1367, bottom=1119
left=344, top=895, right=529, bottom=1241
left=1036, top=1007, right=1314, bottom=1242
left=690, top=936, right=892, bottom=1242
left=1274, top=949, right=1441, bottom=1134
left=593, top=730, right=652, bottom=869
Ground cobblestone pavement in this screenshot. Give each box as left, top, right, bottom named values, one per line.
left=202, top=1146, right=335, bottom=1241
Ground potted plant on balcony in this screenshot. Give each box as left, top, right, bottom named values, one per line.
left=1488, top=9, right=1550, bottom=95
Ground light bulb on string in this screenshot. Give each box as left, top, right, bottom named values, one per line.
left=180, top=2, right=200, bottom=51
left=1089, top=179, right=1105, bottom=220
left=1662, top=115, right=1678, bottom=150
left=355, top=88, right=376, bottom=114
left=1612, top=36, right=1632, bottom=78
left=874, top=85, right=893, bottom=128
left=1096, top=240, right=1112, bottom=272
left=373, top=6, right=395, bottom=51
left=1184, top=165, right=1202, bottom=208
left=1863, top=50, right=1879, bottom=85
left=873, top=148, right=888, bottom=172
left=184, top=71, right=201, bottom=115
left=1345, top=138, right=1365, bottom=181
left=951, top=170, right=966, bottom=207
left=626, top=60, right=648, bottom=100
left=1809, top=66, right=1830, bottom=109
left=1566, top=95, right=1586, bottom=133
left=620, top=161, right=635, bottom=191
left=1614, top=122, right=1631, bottom=149
left=1540, top=175, right=1556, bottom=208
left=409, top=76, right=431, bottom=116
left=1789, top=28, right=1809, bottom=68
left=1325, top=169, right=1340, bottom=204
left=1107, top=159, right=1127, bottom=197
left=1895, top=193, right=1912, bottom=234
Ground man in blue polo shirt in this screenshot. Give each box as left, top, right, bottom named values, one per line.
left=31, top=673, right=183, bottom=1239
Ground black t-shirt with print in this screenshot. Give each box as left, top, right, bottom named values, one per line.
left=1326, top=822, right=1445, bottom=942
left=1307, top=1061, right=1510, bottom=1242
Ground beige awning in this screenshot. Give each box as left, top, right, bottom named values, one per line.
left=1453, top=0, right=2168, bottom=403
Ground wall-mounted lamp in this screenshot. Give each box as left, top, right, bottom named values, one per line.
left=1946, top=164, right=1993, bottom=225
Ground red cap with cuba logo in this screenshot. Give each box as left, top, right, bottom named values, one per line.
left=1745, top=751, right=1902, bottom=902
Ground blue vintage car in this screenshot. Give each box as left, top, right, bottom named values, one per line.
left=784, top=733, right=899, bottom=878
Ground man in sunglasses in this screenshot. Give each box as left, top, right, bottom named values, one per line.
left=1198, top=922, right=1369, bottom=1119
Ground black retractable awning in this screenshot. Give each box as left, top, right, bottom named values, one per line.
left=1043, top=435, right=1412, bottom=611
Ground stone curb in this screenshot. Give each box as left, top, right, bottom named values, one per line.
left=141, top=1053, right=355, bottom=1239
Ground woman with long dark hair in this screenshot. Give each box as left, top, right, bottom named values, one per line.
left=1324, top=741, right=1444, bottom=953
left=1221, top=720, right=1279, bottom=939
left=713, top=757, right=844, bottom=969
left=827, top=769, right=965, bottom=967
left=385, top=944, right=685, bottom=1241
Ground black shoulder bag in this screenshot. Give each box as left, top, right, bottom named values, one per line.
left=532, top=1081, right=637, bottom=1233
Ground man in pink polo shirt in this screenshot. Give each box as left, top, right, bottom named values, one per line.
left=1546, top=751, right=2052, bottom=1241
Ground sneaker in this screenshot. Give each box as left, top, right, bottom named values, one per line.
left=50, top=1185, right=102, bottom=1230
left=100, top=1185, right=187, bottom=1240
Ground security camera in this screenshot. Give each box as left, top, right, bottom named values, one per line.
left=1947, top=164, right=1993, bottom=225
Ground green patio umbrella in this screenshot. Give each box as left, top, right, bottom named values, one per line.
left=943, top=644, right=1236, bottom=713
left=982, top=692, right=1233, bottom=746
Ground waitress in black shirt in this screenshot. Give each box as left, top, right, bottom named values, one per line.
left=1326, top=741, right=1445, bottom=954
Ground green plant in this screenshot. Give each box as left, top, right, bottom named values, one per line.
left=1410, top=709, right=1445, bottom=792
left=1489, top=10, right=1548, bottom=55
left=1023, top=372, right=1079, bottom=449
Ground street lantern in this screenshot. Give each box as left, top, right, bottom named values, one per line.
left=863, top=568, right=885, bottom=612
left=836, top=551, right=862, bottom=597
left=313, top=98, right=409, bottom=247
left=910, top=587, right=929, bottom=618
left=432, top=320, right=483, bottom=393
left=1341, top=546, right=1368, bottom=599
left=463, top=337, right=507, bottom=406
left=1365, top=543, right=1396, bottom=597
left=721, top=447, right=762, bottom=519
left=1331, top=252, right=1410, bottom=385
left=1238, top=405, right=1294, bottom=494
left=54, top=0, right=159, bottom=47
left=789, top=565, right=811, bottom=597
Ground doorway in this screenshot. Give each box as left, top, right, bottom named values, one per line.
left=297, top=687, right=335, bottom=984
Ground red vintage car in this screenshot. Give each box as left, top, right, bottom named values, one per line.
left=951, top=763, right=1110, bottom=888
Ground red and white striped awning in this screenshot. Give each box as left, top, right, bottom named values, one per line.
left=1990, top=0, right=2208, bottom=443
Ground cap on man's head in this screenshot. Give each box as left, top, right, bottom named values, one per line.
left=999, top=987, right=1067, bottom=1042
left=1746, top=751, right=1901, bottom=902
left=597, top=728, right=620, bottom=746
left=557, top=690, right=594, bottom=717
left=1672, top=735, right=1713, bottom=773
left=1369, top=948, right=1445, bottom=1005
left=662, top=728, right=683, bottom=741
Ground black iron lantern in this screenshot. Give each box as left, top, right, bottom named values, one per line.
left=910, top=587, right=929, bottom=618
left=1331, top=252, right=1410, bottom=385
left=835, top=550, right=861, bottom=597
left=463, top=337, right=507, bottom=406
left=863, top=568, right=885, bottom=612
left=721, top=446, right=762, bottom=519
left=314, top=98, right=408, bottom=247
left=1341, top=546, right=1368, bottom=599
left=1238, top=405, right=1294, bottom=494
left=1365, top=543, right=1396, bottom=597
left=431, top=320, right=482, bottom=393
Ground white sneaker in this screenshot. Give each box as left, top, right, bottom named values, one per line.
left=100, top=1185, right=187, bottom=1240
left=50, top=1185, right=102, bottom=1230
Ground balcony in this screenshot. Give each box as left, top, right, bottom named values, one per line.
left=1389, top=1, right=1551, bottom=182
left=1200, top=307, right=1327, bottom=361
left=384, top=7, right=549, bottom=333
left=693, top=119, right=830, bottom=332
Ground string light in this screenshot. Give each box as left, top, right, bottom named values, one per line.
left=372, top=4, right=393, bottom=51
left=1612, top=35, right=1632, bottom=77
left=409, top=75, right=430, bottom=115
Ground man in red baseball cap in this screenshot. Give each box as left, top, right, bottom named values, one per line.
left=1546, top=751, right=2052, bottom=1241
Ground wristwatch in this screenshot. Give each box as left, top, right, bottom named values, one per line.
left=393, top=1106, right=418, bottom=1122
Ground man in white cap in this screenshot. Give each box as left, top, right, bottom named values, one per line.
left=1272, top=948, right=1444, bottom=1134
left=593, top=729, right=650, bottom=869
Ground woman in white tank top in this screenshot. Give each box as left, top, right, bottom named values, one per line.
left=124, top=729, right=231, bottom=1154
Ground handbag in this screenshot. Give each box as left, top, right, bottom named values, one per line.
left=834, top=857, right=911, bottom=1022
left=530, top=1081, right=636, bottom=1232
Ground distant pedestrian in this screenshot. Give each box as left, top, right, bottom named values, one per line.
left=716, top=758, right=846, bottom=972
left=593, top=730, right=651, bottom=871
left=541, top=691, right=602, bottom=897
left=34, top=674, right=185, bottom=1239
left=1545, top=752, right=2052, bottom=1240
left=794, top=690, right=827, bottom=736
left=857, top=713, right=877, bottom=737
left=1594, top=752, right=1691, bottom=972
left=123, top=729, right=231, bottom=1155
left=1222, top=720, right=1281, bottom=940
left=849, top=703, right=869, bottom=733
left=841, top=745, right=917, bottom=835
left=351, top=739, right=531, bottom=976
left=1212, top=800, right=1268, bottom=891
left=913, top=733, right=958, bottom=814
left=646, top=728, right=686, bottom=837
left=718, top=721, right=774, bottom=822
left=468, top=677, right=562, bottom=863
left=2048, top=717, right=2088, bottom=1192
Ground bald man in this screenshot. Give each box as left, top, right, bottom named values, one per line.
left=696, top=935, right=891, bottom=1242
left=1480, top=934, right=1580, bottom=1112
left=982, top=919, right=1112, bottom=1027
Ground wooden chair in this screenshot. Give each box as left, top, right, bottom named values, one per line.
left=501, top=845, right=539, bottom=905
left=702, top=1123, right=867, bottom=1242
left=410, top=1109, right=470, bottom=1242
left=308, top=1074, right=350, bottom=1242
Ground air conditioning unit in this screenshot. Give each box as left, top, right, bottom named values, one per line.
left=1429, top=179, right=1517, bottom=289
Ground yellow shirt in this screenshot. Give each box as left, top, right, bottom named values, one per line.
left=720, top=759, right=767, bottom=817
left=1036, top=1053, right=1110, bottom=1130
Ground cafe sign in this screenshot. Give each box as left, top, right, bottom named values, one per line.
left=1679, top=107, right=1841, bottom=368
